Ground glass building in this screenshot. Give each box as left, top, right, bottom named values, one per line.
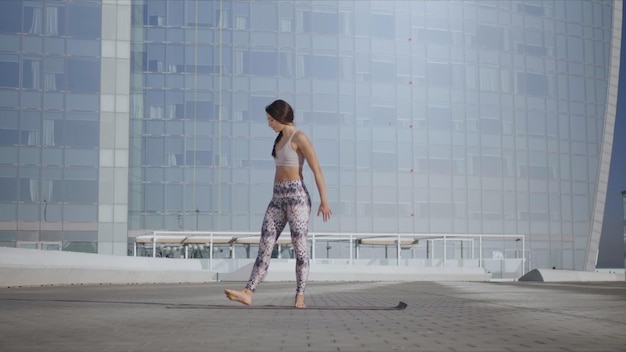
left=0, top=0, right=621, bottom=272
left=0, top=0, right=129, bottom=254
left=623, top=190, right=626, bottom=272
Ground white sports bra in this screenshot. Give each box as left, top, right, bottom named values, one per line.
left=275, top=131, right=304, bottom=167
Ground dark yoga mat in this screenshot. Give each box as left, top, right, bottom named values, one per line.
left=166, top=301, right=408, bottom=311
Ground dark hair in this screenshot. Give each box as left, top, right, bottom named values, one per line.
left=266, top=100, right=294, bottom=158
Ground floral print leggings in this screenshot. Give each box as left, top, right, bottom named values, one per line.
left=245, top=180, right=311, bottom=294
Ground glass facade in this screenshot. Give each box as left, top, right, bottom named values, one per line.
left=0, top=0, right=621, bottom=271
left=128, top=0, right=620, bottom=271
left=623, top=190, right=626, bottom=273
left=0, top=0, right=103, bottom=253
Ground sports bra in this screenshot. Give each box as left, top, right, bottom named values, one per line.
left=275, top=131, right=305, bottom=167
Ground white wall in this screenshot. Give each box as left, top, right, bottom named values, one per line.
left=0, top=247, right=217, bottom=287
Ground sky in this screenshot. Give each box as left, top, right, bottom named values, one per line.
left=596, top=6, right=626, bottom=268
left=597, top=87, right=625, bottom=268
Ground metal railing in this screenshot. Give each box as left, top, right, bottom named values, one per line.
left=132, top=231, right=526, bottom=278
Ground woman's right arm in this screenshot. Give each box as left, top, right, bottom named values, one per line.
left=295, top=133, right=332, bottom=222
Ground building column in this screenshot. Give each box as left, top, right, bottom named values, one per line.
left=98, top=0, right=131, bottom=255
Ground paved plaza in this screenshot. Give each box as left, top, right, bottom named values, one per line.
left=0, top=280, right=625, bottom=352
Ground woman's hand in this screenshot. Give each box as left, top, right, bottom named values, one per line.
left=317, top=202, right=332, bottom=222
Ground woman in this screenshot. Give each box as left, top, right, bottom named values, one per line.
left=225, top=99, right=332, bottom=309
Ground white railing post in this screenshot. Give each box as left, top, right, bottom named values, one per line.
left=443, top=234, right=447, bottom=268
left=397, top=234, right=401, bottom=266
left=209, top=232, right=213, bottom=270
left=349, top=233, right=353, bottom=265
left=479, top=236, right=483, bottom=268
left=152, top=231, right=156, bottom=258
left=522, top=235, right=526, bottom=274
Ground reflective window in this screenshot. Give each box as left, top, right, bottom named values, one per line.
left=165, top=184, right=183, bottom=211
left=248, top=51, right=278, bottom=76
left=68, top=39, right=100, bottom=57
left=67, top=94, right=99, bottom=111
left=517, top=72, right=548, bottom=96
left=67, top=3, right=101, bottom=40
left=65, top=180, right=97, bottom=203
left=0, top=34, right=20, bottom=52
left=144, top=137, right=164, bottom=166
left=0, top=54, right=19, bottom=88
left=63, top=241, right=97, bottom=253
left=167, top=1, right=184, bottom=27
left=371, top=13, right=394, bottom=39
left=67, top=58, right=100, bottom=93
left=0, top=110, right=18, bottom=145
left=371, top=61, right=395, bottom=82
left=186, top=0, right=213, bottom=27
left=63, top=204, right=97, bottom=222
left=251, top=2, right=278, bottom=31
left=0, top=129, right=18, bottom=145
left=65, top=149, right=98, bottom=167
left=24, top=4, right=43, bottom=35
left=517, top=3, right=544, bottom=16
left=306, top=11, right=338, bottom=35
left=0, top=1, right=21, bottom=33
left=477, top=25, right=503, bottom=50
left=65, top=120, right=99, bottom=148
left=22, top=57, right=42, bottom=89
left=44, top=37, right=65, bottom=55
left=145, top=184, right=164, bottom=212
left=428, top=63, right=451, bottom=87
left=0, top=177, right=17, bottom=201
left=303, top=55, right=339, bottom=79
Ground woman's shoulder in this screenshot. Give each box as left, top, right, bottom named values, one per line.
left=292, top=130, right=311, bottom=143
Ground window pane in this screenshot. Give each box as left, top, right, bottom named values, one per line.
left=67, top=58, right=100, bottom=93
left=68, top=39, right=100, bottom=57
left=249, top=51, right=278, bottom=76
left=0, top=54, right=19, bottom=88
left=64, top=241, right=97, bottom=253
left=0, top=110, right=18, bottom=145
left=0, top=177, right=18, bottom=201
left=65, top=149, right=98, bottom=167
left=44, top=4, right=66, bottom=36
left=0, top=1, right=22, bottom=33
left=310, top=11, right=339, bottom=35
left=167, top=1, right=184, bottom=27
left=65, top=120, right=99, bottom=148
left=63, top=204, right=97, bottom=221
left=304, top=55, right=339, bottom=79
left=65, top=180, right=97, bottom=203
left=145, top=184, right=164, bottom=212
left=250, top=2, right=277, bottom=31
left=67, top=3, right=101, bottom=40
left=371, top=13, right=394, bottom=39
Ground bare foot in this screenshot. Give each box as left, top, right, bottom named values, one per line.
left=225, top=288, right=253, bottom=305
left=295, top=293, right=306, bottom=309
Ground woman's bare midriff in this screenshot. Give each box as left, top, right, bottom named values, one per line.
left=274, top=166, right=303, bottom=182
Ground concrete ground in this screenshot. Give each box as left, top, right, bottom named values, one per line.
left=0, top=280, right=624, bottom=352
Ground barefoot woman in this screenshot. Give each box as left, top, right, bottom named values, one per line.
left=225, top=99, right=332, bottom=308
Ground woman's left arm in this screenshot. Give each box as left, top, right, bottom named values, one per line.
left=295, top=132, right=332, bottom=222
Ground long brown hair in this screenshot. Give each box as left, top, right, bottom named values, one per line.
left=266, top=100, right=294, bottom=158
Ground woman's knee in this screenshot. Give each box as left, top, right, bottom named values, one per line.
left=291, top=236, right=308, bottom=258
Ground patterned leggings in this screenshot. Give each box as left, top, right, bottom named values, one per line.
left=245, top=180, right=311, bottom=294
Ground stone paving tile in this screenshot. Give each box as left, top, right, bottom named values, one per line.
left=0, top=281, right=624, bottom=352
